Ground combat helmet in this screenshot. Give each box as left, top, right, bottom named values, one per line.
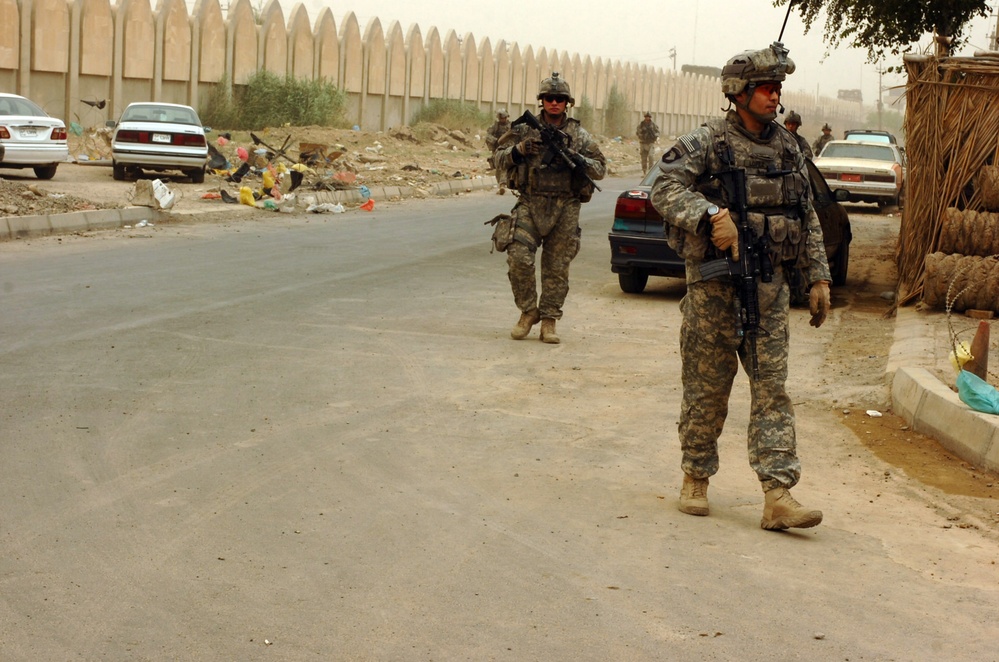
left=721, top=43, right=796, bottom=96
left=497, top=109, right=509, bottom=119
left=538, top=72, right=575, bottom=105
left=785, top=110, right=802, bottom=125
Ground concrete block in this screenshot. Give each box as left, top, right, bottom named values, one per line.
left=0, top=217, right=11, bottom=241
left=7, top=214, right=51, bottom=238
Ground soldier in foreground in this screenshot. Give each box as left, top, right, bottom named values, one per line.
left=494, top=73, right=606, bottom=343
left=783, top=110, right=813, bottom=159
left=636, top=111, right=661, bottom=172
left=649, top=44, right=832, bottom=530
left=813, top=122, right=834, bottom=156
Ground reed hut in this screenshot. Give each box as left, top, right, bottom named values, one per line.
left=898, top=52, right=999, bottom=312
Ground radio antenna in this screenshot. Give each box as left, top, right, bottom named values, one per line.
left=778, top=0, right=795, bottom=43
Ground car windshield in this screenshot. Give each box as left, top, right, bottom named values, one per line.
left=0, top=96, right=47, bottom=117
left=820, top=143, right=897, bottom=162
left=121, top=105, right=201, bottom=125
left=845, top=133, right=891, bottom=144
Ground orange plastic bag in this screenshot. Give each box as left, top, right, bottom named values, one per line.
left=359, top=198, right=375, bottom=211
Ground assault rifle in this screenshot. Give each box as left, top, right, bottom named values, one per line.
left=510, top=110, right=601, bottom=192
left=699, top=162, right=775, bottom=380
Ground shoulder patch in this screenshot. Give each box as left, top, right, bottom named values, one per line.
left=661, top=134, right=701, bottom=164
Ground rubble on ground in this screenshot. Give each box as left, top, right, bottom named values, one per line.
left=0, top=178, right=120, bottom=217
left=0, top=122, right=641, bottom=218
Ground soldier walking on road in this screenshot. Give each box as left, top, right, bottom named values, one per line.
left=636, top=111, right=661, bottom=172
left=494, top=73, right=606, bottom=344
left=813, top=122, right=833, bottom=156
left=485, top=109, right=511, bottom=170
left=783, top=110, right=813, bottom=159
left=649, top=43, right=832, bottom=530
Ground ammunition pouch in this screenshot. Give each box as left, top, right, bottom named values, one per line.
left=486, top=214, right=515, bottom=253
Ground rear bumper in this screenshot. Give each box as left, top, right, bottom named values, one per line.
left=0, top=142, right=68, bottom=166
left=608, top=231, right=686, bottom=278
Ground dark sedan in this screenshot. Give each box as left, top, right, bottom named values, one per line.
left=609, top=160, right=851, bottom=296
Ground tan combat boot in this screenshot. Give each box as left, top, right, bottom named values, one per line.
left=678, top=474, right=709, bottom=516
left=761, top=487, right=823, bottom=530
left=510, top=309, right=541, bottom=339
left=540, top=318, right=560, bottom=344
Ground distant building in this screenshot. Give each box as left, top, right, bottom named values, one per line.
left=681, top=64, right=722, bottom=78
left=837, top=89, right=864, bottom=103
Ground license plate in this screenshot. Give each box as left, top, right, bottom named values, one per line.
left=152, top=133, right=171, bottom=143
left=20, top=127, right=37, bottom=138
left=840, top=173, right=862, bottom=182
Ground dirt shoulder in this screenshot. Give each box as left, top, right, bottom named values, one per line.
left=1, top=123, right=640, bottom=218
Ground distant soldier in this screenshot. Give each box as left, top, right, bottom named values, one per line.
left=636, top=111, right=661, bottom=172
left=813, top=123, right=833, bottom=156
left=494, top=73, right=606, bottom=344
left=783, top=110, right=813, bottom=159
left=485, top=109, right=511, bottom=169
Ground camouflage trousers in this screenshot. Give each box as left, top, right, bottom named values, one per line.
left=639, top=142, right=656, bottom=172
left=506, top=195, right=581, bottom=320
left=677, top=269, right=800, bottom=491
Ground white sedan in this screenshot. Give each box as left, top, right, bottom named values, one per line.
left=110, top=102, right=209, bottom=183
left=813, top=139, right=906, bottom=209
left=0, top=93, right=69, bottom=180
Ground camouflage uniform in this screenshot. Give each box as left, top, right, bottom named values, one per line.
left=813, top=126, right=833, bottom=157
left=650, top=109, right=831, bottom=491
left=485, top=112, right=511, bottom=169
left=636, top=115, right=661, bottom=172
left=783, top=111, right=813, bottom=159
left=494, top=111, right=606, bottom=323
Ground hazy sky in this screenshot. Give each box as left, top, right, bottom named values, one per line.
left=288, top=0, right=999, bottom=110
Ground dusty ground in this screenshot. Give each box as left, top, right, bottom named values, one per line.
left=0, top=122, right=637, bottom=217
left=3, top=135, right=997, bottom=531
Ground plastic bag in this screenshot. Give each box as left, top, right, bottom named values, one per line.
left=956, top=369, right=999, bottom=415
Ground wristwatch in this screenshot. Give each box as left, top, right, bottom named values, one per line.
left=705, top=204, right=720, bottom=219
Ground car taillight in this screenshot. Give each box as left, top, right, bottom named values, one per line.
left=115, top=129, right=145, bottom=143
left=50, top=127, right=67, bottom=140
left=174, top=133, right=206, bottom=147
left=615, top=195, right=648, bottom=220
left=0, top=127, right=9, bottom=139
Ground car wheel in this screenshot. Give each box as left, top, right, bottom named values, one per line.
left=112, top=161, right=126, bottom=181
left=618, top=271, right=649, bottom=294
left=33, top=165, right=57, bottom=180
left=896, top=184, right=905, bottom=210
left=188, top=167, right=205, bottom=184
left=832, top=240, right=849, bottom=287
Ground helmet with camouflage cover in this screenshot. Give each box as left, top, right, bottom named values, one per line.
left=785, top=110, right=802, bottom=125
left=497, top=109, right=509, bottom=119
left=538, top=72, right=575, bottom=105
left=721, top=43, right=796, bottom=96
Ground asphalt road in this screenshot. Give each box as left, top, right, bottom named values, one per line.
left=1, top=182, right=996, bottom=660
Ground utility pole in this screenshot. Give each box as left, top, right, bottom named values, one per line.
left=876, top=64, right=885, bottom=131
left=992, top=2, right=999, bottom=51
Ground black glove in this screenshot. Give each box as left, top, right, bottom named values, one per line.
left=516, top=138, right=541, bottom=157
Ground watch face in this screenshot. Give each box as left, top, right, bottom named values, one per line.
left=707, top=205, right=719, bottom=216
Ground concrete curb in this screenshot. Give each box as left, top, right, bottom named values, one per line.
left=0, top=178, right=499, bottom=241
left=891, top=366, right=999, bottom=472
left=1, top=206, right=166, bottom=241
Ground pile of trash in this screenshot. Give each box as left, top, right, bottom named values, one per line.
left=195, top=130, right=380, bottom=214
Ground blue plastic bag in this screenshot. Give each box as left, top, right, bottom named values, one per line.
left=956, top=370, right=999, bottom=415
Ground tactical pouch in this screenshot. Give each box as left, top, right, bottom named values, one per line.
left=486, top=213, right=515, bottom=253
left=665, top=224, right=709, bottom=260
left=765, top=214, right=803, bottom=263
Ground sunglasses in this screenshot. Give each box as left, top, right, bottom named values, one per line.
left=542, top=95, right=568, bottom=103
